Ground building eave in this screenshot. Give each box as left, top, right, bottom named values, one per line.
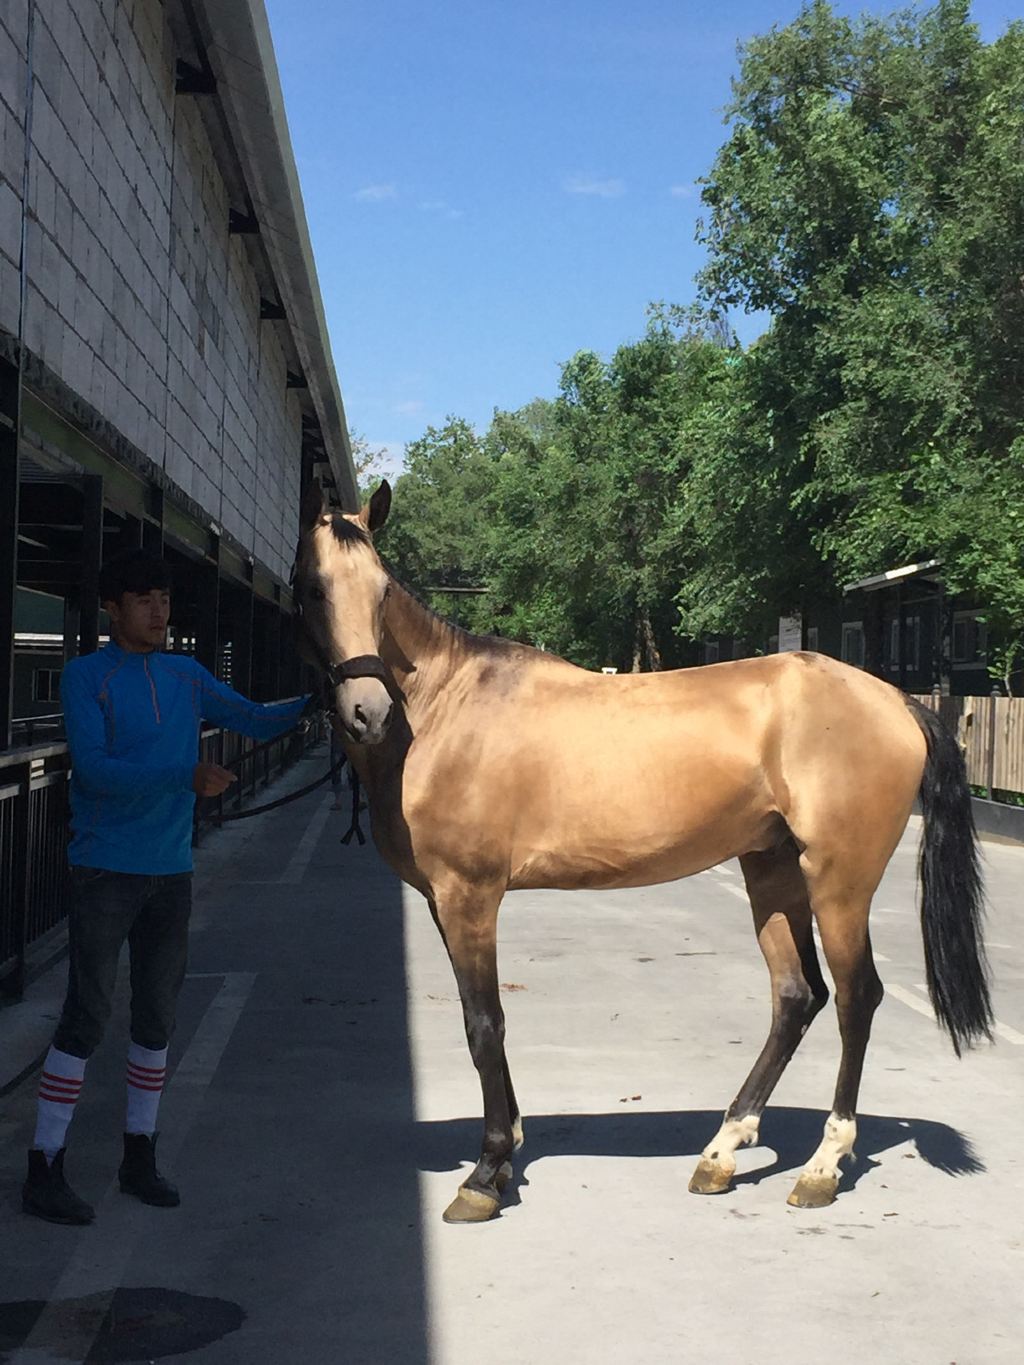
left=188, top=0, right=359, bottom=510
left=844, top=559, right=942, bottom=594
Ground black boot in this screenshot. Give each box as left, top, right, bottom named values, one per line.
left=23, top=1149, right=95, bottom=1225
left=119, top=1133, right=180, bottom=1207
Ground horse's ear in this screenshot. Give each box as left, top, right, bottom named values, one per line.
left=300, top=478, right=325, bottom=530
left=359, top=480, right=392, bottom=535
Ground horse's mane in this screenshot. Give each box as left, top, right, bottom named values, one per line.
left=328, top=514, right=372, bottom=548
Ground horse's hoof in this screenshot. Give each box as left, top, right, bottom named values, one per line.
left=512, top=1118, right=525, bottom=1151
left=787, top=1173, right=838, bottom=1209
left=688, top=1158, right=733, bottom=1196
left=442, top=1184, right=501, bottom=1224
left=495, top=1161, right=514, bottom=1193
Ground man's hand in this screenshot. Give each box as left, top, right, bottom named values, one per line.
left=192, top=762, right=237, bottom=797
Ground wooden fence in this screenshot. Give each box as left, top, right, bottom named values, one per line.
left=911, top=693, right=1024, bottom=798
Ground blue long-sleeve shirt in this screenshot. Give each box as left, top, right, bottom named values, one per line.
left=62, top=640, right=309, bottom=874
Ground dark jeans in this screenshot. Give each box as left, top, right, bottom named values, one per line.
left=53, top=867, right=193, bottom=1059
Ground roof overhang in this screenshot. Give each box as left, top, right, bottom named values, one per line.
left=844, top=559, right=942, bottom=594
left=172, top=0, right=359, bottom=510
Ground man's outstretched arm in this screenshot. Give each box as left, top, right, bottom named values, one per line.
left=192, top=663, right=312, bottom=741
left=61, top=666, right=195, bottom=798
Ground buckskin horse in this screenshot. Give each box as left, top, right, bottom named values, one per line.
left=292, top=480, right=992, bottom=1223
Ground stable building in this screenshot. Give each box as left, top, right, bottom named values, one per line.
left=1, top=0, right=358, bottom=746
left=0, top=0, right=357, bottom=997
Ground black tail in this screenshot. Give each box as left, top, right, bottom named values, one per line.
left=906, top=697, right=993, bottom=1056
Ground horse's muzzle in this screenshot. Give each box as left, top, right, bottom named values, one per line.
left=342, top=700, right=394, bottom=745
left=334, top=676, right=395, bottom=745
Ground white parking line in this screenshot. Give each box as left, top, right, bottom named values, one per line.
left=719, top=882, right=749, bottom=901
left=277, top=794, right=334, bottom=884
left=887, top=982, right=937, bottom=1023
left=910, top=982, right=1024, bottom=1046
left=887, top=981, right=1024, bottom=1046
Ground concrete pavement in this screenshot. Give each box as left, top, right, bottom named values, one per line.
left=1, top=740, right=1022, bottom=1363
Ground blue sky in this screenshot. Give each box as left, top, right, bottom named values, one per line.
left=264, top=0, right=1018, bottom=474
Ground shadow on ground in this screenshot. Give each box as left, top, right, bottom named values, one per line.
left=0, top=1287, right=243, bottom=1364
left=415, top=1105, right=983, bottom=1202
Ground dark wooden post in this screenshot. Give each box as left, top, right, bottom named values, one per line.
left=79, top=474, right=104, bottom=655
left=143, top=487, right=164, bottom=556
left=194, top=546, right=221, bottom=675
left=863, top=591, right=885, bottom=678
left=0, top=357, right=21, bottom=750
left=268, top=601, right=282, bottom=698
left=896, top=582, right=906, bottom=692
left=233, top=585, right=254, bottom=696
left=986, top=686, right=1000, bottom=800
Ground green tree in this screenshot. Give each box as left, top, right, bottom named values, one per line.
left=481, top=319, right=729, bottom=670
left=349, top=432, right=395, bottom=503
left=381, top=417, right=496, bottom=629
left=695, top=0, right=1024, bottom=677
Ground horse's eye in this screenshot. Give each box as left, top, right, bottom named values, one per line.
left=309, top=585, right=326, bottom=603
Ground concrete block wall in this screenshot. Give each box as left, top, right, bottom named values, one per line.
left=0, top=0, right=304, bottom=582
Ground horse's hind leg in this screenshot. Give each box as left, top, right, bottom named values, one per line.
left=787, top=876, right=883, bottom=1208
left=428, top=882, right=517, bottom=1224
left=690, top=840, right=829, bottom=1196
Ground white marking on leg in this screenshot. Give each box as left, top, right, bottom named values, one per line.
left=701, top=1113, right=760, bottom=1173
left=800, top=1112, right=856, bottom=1183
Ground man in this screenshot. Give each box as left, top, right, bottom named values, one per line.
left=23, top=548, right=311, bottom=1224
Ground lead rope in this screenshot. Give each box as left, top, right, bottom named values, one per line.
left=211, top=753, right=345, bottom=823
left=340, top=766, right=366, bottom=846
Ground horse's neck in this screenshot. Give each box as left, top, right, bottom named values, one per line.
left=381, top=579, right=465, bottom=703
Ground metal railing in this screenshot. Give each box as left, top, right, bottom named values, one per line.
left=0, top=705, right=320, bottom=1003
left=192, top=711, right=323, bottom=839
left=0, top=740, right=72, bottom=1001
left=11, top=712, right=65, bottom=746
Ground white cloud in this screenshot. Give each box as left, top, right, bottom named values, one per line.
left=669, top=183, right=697, bottom=199
left=564, top=175, right=625, bottom=198
left=354, top=183, right=398, bottom=202
left=419, top=199, right=464, bottom=220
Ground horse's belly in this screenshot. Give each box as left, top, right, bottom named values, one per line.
left=506, top=793, right=778, bottom=892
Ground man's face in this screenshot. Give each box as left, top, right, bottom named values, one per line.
left=104, top=589, right=171, bottom=652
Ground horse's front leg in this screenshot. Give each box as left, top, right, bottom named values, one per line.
left=430, top=883, right=515, bottom=1224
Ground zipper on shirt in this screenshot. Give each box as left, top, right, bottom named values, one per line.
left=144, top=656, right=162, bottom=723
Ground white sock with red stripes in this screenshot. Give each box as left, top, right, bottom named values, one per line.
left=34, top=1047, right=87, bottom=1161
left=125, top=1042, right=167, bottom=1135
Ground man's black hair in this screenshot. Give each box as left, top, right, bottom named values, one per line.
left=98, top=548, right=173, bottom=605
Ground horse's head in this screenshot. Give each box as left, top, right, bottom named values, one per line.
left=293, top=478, right=396, bottom=745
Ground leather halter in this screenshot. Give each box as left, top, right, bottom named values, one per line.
left=323, top=652, right=404, bottom=705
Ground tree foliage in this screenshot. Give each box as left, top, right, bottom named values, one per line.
left=695, top=0, right=1024, bottom=667
left=369, top=2, right=1024, bottom=686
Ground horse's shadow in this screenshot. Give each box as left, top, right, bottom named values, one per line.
left=414, top=1106, right=983, bottom=1201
